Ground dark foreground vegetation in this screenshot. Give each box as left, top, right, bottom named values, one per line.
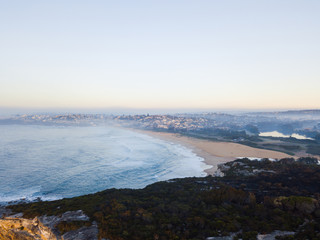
left=8, top=157, right=320, bottom=240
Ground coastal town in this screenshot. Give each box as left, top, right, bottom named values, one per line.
left=2, top=111, right=320, bottom=158
left=0, top=113, right=234, bottom=131
left=2, top=110, right=320, bottom=138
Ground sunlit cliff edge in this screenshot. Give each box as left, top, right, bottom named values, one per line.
left=0, top=210, right=97, bottom=240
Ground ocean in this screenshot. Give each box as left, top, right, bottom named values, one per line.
left=0, top=125, right=209, bottom=204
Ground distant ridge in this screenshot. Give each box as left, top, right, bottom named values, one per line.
left=247, top=109, right=320, bottom=115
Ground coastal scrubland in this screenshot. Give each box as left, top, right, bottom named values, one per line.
left=8, top=157, right=320, bottom=240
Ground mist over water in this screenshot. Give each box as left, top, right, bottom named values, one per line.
left=0, top=125, right=208, bottom=204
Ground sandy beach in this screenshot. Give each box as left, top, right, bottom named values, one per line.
left=134, top=129, right=292, bottom=175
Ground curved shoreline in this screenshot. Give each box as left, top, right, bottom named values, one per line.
left=132, top=129, right=292, bottom=175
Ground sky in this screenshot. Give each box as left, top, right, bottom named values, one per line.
left=0, top=0, right=320, bottom=113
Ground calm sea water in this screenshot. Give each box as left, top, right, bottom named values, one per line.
left=0, top=125, right=208, bottom=203
left=259, top=131, right=313, bottom=140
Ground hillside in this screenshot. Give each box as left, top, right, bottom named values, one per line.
left=2, top=157, right=320, bottom=240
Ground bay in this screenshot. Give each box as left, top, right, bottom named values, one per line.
left=0, top=125, right=208, bottom=203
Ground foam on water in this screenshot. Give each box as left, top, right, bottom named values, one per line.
left=0, top=185, right=62, bottom=204
left=0, top=125, right=210, bottom=204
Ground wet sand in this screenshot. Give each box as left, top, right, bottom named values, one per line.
left=134, top=129, right=292, bottom=175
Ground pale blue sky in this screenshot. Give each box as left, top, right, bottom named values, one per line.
left=1, top=0, right=320, bottom=111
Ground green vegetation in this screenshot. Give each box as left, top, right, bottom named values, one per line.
left=306, top=144, right=320, bottom=155
left=56, top=221, right=92, bottom=235
left=8, top=158, right=320, bottom=240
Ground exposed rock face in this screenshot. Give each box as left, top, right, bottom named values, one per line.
left=0, top=216, right=57, bottom=240
left=0, top=210, right=98, bottom=240
left=206, top=230, right=295, bottom=240
left=61, top=222, right=98, bottom=240
left=218, top=160, right=276, bottom=177
left=257, top=230, right=295, bottom=240
left=38, top=210, right=89, bottom=231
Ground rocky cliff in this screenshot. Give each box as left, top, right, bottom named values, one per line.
left=0, top=216, right=57, bottom=240
left=0, top=210, right=98, bottom=240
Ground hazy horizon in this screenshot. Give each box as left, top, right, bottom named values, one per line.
left=1, top=1, right=320, bottom=110
left=1, top=106, right=320, bottom=118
